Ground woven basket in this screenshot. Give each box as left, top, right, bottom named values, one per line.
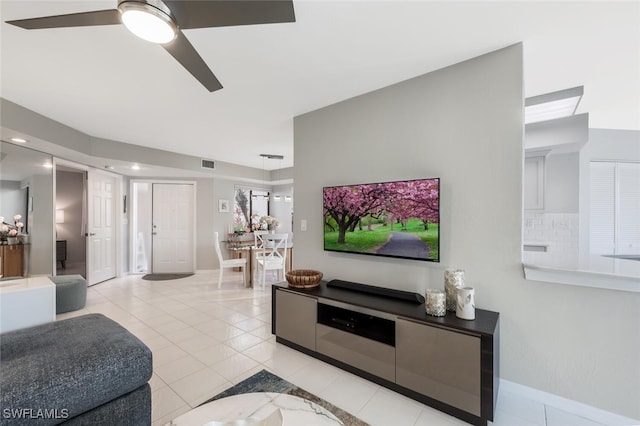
left=286, top=269, right=323, bottom=288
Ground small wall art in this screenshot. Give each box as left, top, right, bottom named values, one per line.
left=218, top=199, right=229, bottom=213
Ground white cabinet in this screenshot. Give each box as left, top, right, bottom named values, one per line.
left=524, top=156, right=545, bottom=210
left=590, top=161, right=640, bottom=255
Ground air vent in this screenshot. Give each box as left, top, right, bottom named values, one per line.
left=201, top=159, right=215, bottom=170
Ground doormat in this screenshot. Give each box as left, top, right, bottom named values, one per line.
left=200, top=369, right=368, bottom=425
left=141, top=273, right=194, bottom=281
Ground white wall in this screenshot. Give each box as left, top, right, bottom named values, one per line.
left=0, top=180, right=26, bottom=224
left=271, top=184, right=294, bottom=238
left=29, top=174, right=54, bottom=275
left=546, top=152, right=579, bottom=213
left=293, top=44, right=640, bottom=419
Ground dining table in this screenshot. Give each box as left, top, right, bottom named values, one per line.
left=226, top=242, right=293, bottom=288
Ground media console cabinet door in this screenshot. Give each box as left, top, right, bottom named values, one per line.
left=316, top=324, right=396, bottom=382
left=275, top=289, right=317, bottom=350
left=396, top=318, right=481, bottom=416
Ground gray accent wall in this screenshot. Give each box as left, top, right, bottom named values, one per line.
left=293, top=44, right=640, bottom=419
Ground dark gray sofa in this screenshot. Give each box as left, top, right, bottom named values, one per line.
left=0, top=314, right=152, bottom=425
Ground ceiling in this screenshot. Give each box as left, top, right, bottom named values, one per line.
left=1, top=1, right=638, bottom=171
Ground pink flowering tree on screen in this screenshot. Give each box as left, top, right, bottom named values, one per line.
left=323, top=184, right=388, bottom=244
left=324, top=180, right=439, bottom=245
left=385, top=180, right=439, bottom=230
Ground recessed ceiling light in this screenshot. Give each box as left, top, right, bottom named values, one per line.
left=131, top=163, right=141, bottom=170
left=43, top=162, right=53, bottom=169
left=10, top=137, right=27, bottom=143
left=104, top=165, right=115, bottom=170
left=525, top=86, right=583, bottom=124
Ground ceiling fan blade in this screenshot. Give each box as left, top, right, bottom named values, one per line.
left=163, top=1, right=295, bottom=30
left=163, top=30, right=222, bottom=92
left=6, top=9, right=121, bottom=30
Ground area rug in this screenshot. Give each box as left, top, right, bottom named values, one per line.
left=200, top=369, right=369, bottom=426
left=141, top=273, right=194, bottom=281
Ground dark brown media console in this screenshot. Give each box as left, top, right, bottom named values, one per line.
left=271, top=280, right=500, bottom=426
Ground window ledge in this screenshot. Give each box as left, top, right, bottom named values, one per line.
left=523, top=260, right=640, bottom=293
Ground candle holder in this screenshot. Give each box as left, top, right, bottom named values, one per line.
left=445, top=269, right=465, bottom=312
left=425, top=289, right=446, bottom=317
left=456, top=287, right=475, bottom=320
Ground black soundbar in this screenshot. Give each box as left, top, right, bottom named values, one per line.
left=327, top=279, right=425, bottom=304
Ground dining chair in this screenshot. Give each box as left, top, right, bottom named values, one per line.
left=214, top=232, right=246, bottom=288
left=255, top=233, right=288, bottom=289
left=253, top=230, right=269, bottom=249
left=252, top=230, right=270, bottom=282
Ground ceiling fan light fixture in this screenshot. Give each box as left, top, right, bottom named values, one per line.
left=119, top=1, right=177, bottom=44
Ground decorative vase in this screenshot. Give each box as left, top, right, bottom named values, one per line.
left=6, top=237, right=18, bottom=245
left=456, top=287, right=475, bottom=320
left=444, top=269, right=465, bottom=311
left=425, top=289, right=446, bottom=317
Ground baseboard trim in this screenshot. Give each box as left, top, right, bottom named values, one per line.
left=499, top=379, right=640, bottom=426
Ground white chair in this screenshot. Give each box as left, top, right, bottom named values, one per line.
left=252, top=230, right=270, bottom=282
left=255, top=233, right=288, bottom=289
left=214, top=232, right=246, bottom=288
left=253, top=230, right=269, bottom=249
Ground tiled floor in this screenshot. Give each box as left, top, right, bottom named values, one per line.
left=57, top=271, right=606, bottom=426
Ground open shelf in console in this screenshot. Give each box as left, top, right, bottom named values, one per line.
left=317, top=301, right=395, bottom=346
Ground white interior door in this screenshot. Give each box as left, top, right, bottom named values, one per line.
left=152, top=183, right=195, bottom=273
left=87, top=171, right=116, bottom=285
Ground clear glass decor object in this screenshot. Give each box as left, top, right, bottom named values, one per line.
left=444, top=269, right=465, bottom=311
left=425, top=289, right=446, bottom=317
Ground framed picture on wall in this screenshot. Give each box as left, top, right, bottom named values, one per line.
left=218, top=199, right=229, bottom=213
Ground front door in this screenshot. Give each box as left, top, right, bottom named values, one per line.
left=87, top=171, right=116, bottom=285
left=152, top=183, right=195, bottom=273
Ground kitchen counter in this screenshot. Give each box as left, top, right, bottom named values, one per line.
left=523, top=253, right=640, bottom=292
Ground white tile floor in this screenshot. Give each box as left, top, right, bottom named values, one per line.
left=56, top=271, right=606, bottom=426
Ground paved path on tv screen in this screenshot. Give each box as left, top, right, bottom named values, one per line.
left=376, top=232, right=430, bottom=258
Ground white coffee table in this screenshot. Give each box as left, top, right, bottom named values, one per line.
left=168, top=392, right=343, bottom=426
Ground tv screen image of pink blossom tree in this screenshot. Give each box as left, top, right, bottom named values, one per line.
left=323, top=178, right=439, bottom=261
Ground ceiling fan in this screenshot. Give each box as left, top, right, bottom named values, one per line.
left=6, top=0, right=296, bottom=92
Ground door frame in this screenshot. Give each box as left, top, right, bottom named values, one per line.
left=130, top=179, right=197, bottom=274
left=53, top=158, right=123, bottom=282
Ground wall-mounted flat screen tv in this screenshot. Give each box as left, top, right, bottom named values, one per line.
left=323, top=178, right=440, bottom=262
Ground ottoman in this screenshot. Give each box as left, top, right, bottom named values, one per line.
left=49, top=275, right=87, bottom=314
left=0, top=313, right=152, bottom=425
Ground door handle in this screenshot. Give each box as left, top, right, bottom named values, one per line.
left=89, top=233, right=96, bottom=236
left=152, top=232, right=157, bottom=235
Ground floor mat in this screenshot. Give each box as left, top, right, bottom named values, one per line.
left=141, top=273, right=194, bottom=281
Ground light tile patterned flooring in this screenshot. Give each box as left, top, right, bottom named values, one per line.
left=56, top=271, right=606, bottom=426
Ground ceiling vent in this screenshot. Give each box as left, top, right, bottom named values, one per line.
left=201, top=159, right=215, bottom=170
